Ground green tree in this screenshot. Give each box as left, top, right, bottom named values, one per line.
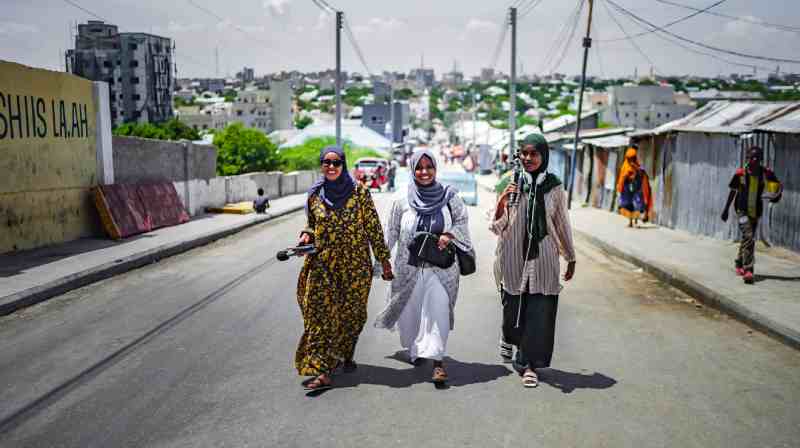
left=279, top=137, right=386, bottom=172
left=295, top=115, right=314, bottom=130
left=112, top=118, right=200, bottom=141
left=213, top=123, right=281, bottom=175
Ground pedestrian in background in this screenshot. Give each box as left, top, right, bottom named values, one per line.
left=253, top=188, right=270, bottom=214
left=295, top=146, right=394, bottom=391
left=616, top=146, right=652, bottom=228
left=492, top=134, right=576, bottom=388
left=375, top=148, right=474, bottom=385
left=721, top=146, right=782, bottom=284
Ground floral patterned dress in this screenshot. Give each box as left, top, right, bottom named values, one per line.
left=295, top=184, right=391, bottom=376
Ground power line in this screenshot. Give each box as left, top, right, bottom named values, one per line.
left=185, top=0, right=271, bottom=46
left=603, top=0, right=769, bottom=72
left=599, top=0, right=727, bottom=42
left=311, top=0, right=337, bottom=14
left=601, top=0, right=658, bottom=73
left=343, top=18, right=372, bottom=77
left=489, top=17, right=509, bottom=71
left=606, top=0, right=800, bottom=65
left=654, top=0, right=800, bottom=34
left=542, top=0, right=586, bottom=74
left=519, top=0, right=546, bottom=19
left=61, top=0, right=109, bottom=22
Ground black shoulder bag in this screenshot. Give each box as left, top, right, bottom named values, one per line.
left=407, top=232, right=455, bottom=269
left=447, top=203, right=476, bottom=276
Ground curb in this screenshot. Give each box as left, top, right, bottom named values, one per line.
left=478, top=174, right=800, bottom=350
left=574, top=229, right=800, bottom=351
left=0, top=205, right=305, bottom=316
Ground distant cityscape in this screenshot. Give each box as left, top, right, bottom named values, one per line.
left=63, top=20, right=800, bottom=148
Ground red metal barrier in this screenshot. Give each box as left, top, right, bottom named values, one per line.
left=137, top=182, right=190, bottom=230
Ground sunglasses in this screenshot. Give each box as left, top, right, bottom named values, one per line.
left=321, top=159, right=343, bottom=168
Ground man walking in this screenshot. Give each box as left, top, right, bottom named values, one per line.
left=721, top=146, right=783, bottom=284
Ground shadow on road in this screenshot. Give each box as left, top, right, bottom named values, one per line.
left=537, top=369, right=618, bottom=394
left=754, top=274, right=800, bottom=283
left=320, top=352, right=513, bottom=391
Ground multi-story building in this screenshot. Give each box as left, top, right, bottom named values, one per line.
left=602, top=85, right=696, bottom=129
left=66, top=20, right=173, bottom=127
left=237, top=67, right=255, bottom=84
left=409, top=68, right=435, bottom=89
left=269, top=79, right=293, bottom=131
left=362, top=101, right=410, bottom=143
left=480, top=68, right=496, bottom=82
left=231, top=90, right=271, bottom=133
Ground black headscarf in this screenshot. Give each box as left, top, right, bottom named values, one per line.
left=407, top=148, right=455, bottom=234
left=519, top=134, right=562, bottom=260
left=307, top=145, right=356, bottom=211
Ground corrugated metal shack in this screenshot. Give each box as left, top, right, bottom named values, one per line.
left=549, top=127, right=632, bottom=196
left=631, top=101, right=800, bottom=252
left=575, top=135, right=632, bottom=211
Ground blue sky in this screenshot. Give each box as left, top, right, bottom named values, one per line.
left=2, top=0, right=799, bottom=78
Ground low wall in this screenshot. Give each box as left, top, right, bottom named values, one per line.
left=112, top=136, right=216, bottom=184
left=280, top=173, right=298, bottom=197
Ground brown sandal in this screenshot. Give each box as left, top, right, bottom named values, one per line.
left=432, top=366, right=448, bottom=384
left=304, top=374, right=333, bottom=391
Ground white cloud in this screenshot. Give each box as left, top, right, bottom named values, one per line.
left=349, top=17, right=405, bottom=35
left=0, top=21, right=38, bottom=34
left=314, top=11, right=331, bottom=32
left=264, top=0, right=291, bottom=17
left=465, top=18, right=497, bottom=33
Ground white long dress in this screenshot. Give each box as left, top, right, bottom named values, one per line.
left=375, top=194, right=474, bottom=362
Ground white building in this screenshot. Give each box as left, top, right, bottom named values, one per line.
left=602, top=85, right=696, bottom=129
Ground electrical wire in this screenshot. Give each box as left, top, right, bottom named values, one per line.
left=519, top=0, right=546, bottom=20
left=601, top=0, right=658, bottom=74
left=344, top=18, right=372, bottom=77
left=604, top=0, right=769, bottom=72
left=654, top=0, right=800, bottom=34
left=489, top=17, right=510, bottom=71
left=543, top=0, right=586, bottom=74
left=61, top=0, right=109, bottom=22
left=599, top=0, right=727, bottom=42
left=186, top=0, right=271, bottom=46
left=606, top=0, right=800, bottom=65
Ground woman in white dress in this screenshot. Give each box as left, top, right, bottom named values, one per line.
left=375, top=148, right=474, bottom=385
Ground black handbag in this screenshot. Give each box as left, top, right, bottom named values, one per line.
left=454, top=245, right=476, bottom=276
left=407, top=232, right=455, bottom=269
left=445, top=203, right=476, bottom=276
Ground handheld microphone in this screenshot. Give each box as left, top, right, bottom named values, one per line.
left=276, top=245, right=317, bottom=261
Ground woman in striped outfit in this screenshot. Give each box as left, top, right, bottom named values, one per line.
left=491, top=133, right=576, bottom=388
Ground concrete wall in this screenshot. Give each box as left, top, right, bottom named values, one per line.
left=112, top=136, right=216, bottom=184
left=0, top=61, right=111, bottom=253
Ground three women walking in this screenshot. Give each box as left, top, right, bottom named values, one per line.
left=492, top=134, right=576, bottom=388
left=294, top=145, right=394, bottom=391
left=375, top=148, right=474, bottom=385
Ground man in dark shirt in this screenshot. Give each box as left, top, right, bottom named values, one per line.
left=721, top=146, right=782, bottom=284
left=253, top=188, right=270, bottom=214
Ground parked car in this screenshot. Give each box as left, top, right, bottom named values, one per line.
left=353, top=158, right=389, bottom=191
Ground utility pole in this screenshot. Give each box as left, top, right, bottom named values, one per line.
left=335, top=11, right=343, bottom=147
left=567, top=0, right=595, bottom=209
left=508, top=7, right=517, bottom=160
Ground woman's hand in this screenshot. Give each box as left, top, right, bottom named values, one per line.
left=381, top=260, right=394, bottom=281
left=495, top=182, right=517, bottom=220
left=297, top=232, right=313, bottom=256
left=564, top=261, right=576, bottom=281
left=437, top=233, right=453, bottom=250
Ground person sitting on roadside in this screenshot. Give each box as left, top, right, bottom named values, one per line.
left=253, top=188, right=270, bottom=214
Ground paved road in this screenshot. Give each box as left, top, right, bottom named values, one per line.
left=1, top=187, right=799, bottom=448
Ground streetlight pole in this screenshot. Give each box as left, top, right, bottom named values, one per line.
left=335, top=11, right=343, bottom=147
left=567, top=0, right=595, bottom=209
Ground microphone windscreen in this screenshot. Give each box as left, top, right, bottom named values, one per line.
left=276, top=251, right=289, bottom=261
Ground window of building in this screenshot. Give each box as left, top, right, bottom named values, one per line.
left=666, top=113, right=671, bottom=118
left=110, top=93, right=116, bottom=100
left=657, top=113, right=661, bottom=118
left=130, top=60, right=139, bottom=68
left=103, top=61, right=112, bottom=68
left=108, top=78, right=115, bottom=85
left=132, top=94, right=141, bottom=101
left=131, top=77, right=140, bottom=84
left=625, top=113, right=630, bottom=118
left=133, top=111, right=141, bottom=119
left=117, top=77, right=122, bottom=83
left=129, top=43, right=138, bottom=51
left=237, top=110, right=243, bottom=116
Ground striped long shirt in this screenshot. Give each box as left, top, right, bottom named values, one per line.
left=490, top=184, right=576, bottom=296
